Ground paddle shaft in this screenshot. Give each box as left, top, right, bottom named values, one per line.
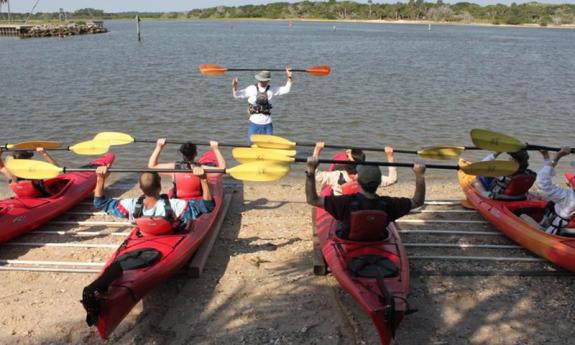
left=133, top=139, right=248, bottom=148
left=60, top=168, right=226, bottom=174
left=300, top=158, right=459, bottom=171
left=5, top=147, right=72, bottom=152
left=226, top=68, right=307, bottom=72
left=525, top=144, right=575, bottom=153
left=294, top=141, right=418, bottom=154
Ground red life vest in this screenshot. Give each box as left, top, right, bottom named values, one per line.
left=490, top=170, right=536, bottom=200
left=10, top=180, right=42, bottom=198
left=133, top=195, right=177, bottom=236
left=341, top=181, right=361, bottom=195
left=173, top=161, right=202, bottom=199
left=329, top=152, right=349, bottom=171
left=345, top=195, right=390, bottom=242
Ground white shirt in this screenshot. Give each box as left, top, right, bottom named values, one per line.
left=536, top=158, right=575, bottom=230
left=315, top=167, right=398, bottom=196
left=233, top=83, right=291, bottom=125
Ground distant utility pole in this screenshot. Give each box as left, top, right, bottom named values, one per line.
left=135, top=15, right=141, bottom=42
left=0, top=0, right=12, bottom=23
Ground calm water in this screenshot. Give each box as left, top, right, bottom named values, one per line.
left=1, top=20, right=574, bottom=182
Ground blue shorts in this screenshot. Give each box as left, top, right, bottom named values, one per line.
left=247, top=122, right=273, bottom=144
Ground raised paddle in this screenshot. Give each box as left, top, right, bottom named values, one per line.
left=4, top=140, right=111, bottom=156
left=93, top=132, right=249, bottom=149
left=4, top=159, right=288, bottom=182
left=199, top=64, right=331, bottom=77
left=471, top=129, right=575, bottom=153
left=250, top=134, right=474, bottom=160
left=231, top=148, right=519, bottom=177
left=1, top=141, right=62, bottom=150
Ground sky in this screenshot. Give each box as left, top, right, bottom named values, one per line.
left=3, top=0, right=574, bottom=13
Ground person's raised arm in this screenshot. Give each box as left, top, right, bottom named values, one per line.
left=0, top=149, right=15, bottom=181
left=537, top=148, right=570, bottom=203
left=232, top=78, right=248, bottom=99
left=410, top=162, right=426, bottom=209
left=551, top=146, right=571, bottom=168
left=312, top=141, right=325, bottom=159
left=205, top=141, right=226, bottom=171
left=194, top=167, right=212, bottom=202
left=36, top=147, right=57, bottom=166
left=148, top=138, right=175, bottom=173
left=306, top=156, right=325, bottom=208
left=381, top=146, right=398, bottom=187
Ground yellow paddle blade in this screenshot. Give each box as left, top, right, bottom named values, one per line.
left=4, top=159, right=64, bottom=179
left=232, top=147, right=296, bottom=164
left=68, top=140, right=111, bottom=155
left=93, top=132, right=135, bottom=146
left=470, top=129, right=526, bottom=153
left=417, top=146, right=465, bottom=160
left=199, top=64, right=228, bottom=76
left=226, top=161, right=290, bottom=182
left=250, top=145, right=296, bottom=157
left=6, top=141, right=62, bottom=150
left=250, top=134, right=296, bottom=150
left=460, top=160, right=519, bottom=177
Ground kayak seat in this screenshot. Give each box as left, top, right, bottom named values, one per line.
left=116, top=248, right=162, bottom=270
left=348, top=255, right=399, bottom=279
left=43, top=178, right=72, bottom=196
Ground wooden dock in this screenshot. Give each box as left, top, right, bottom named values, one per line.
left=0, top=24, right=32, bottom=37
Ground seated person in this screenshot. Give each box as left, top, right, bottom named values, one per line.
left=306, top=156, right=425, bottom=241
left=475, top=149, right=536, bottom=201
left=93, top=166, right=214, bottom=236
left=148, top=139, right=225, bottom=199
left=535, top=147, right=575, bottom=235
left=0, top=147, right=58, bottom=197
left=313, top=142, right=398, bottom=196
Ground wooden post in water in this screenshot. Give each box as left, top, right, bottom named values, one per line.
left=135, top=15, right=141, bottom=42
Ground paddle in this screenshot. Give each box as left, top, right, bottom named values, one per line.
left=1, top=141, right=62, bottom=150
left=231, top=148, right=519, bottom=177
left=250, top=134, right=474, bottom=160
left=471, top=129, right=575, bottom=153
left=4, top=140, right=110, bottom=156
left=199, top=64, right=331, bottom=77
left=93, top=132, right=249, bottom=149
left=4, top=159, right=288, bottom=182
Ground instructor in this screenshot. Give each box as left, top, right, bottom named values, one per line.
left=232, top=67, right=293, bottom=143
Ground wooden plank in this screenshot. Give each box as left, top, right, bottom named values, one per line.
left=312, top=207, right=327, bottom=276
left=188, top=193, right=233, bottom=278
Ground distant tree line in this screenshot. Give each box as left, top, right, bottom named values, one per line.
left=1, top=2, right=574, bottom=26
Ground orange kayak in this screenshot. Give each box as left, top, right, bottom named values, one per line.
left=458, top=159, right=575, bottom=272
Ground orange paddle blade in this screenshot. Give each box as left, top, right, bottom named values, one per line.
left=306, top=65, right=331, bottom=76
left=199, top=64, right=228, bottom=76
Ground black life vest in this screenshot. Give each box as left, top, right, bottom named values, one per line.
left=541, top=201, right=572, bottom=235
left=248, top=84, right=272, bottom=115
left=173, top=161, right=202, bottom=199
left=341, top=195, right=390, bottom=241
left=133, top=194, right=178, bottom=236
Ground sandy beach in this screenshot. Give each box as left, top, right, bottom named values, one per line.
left=0, top=172, right=573, bottom=345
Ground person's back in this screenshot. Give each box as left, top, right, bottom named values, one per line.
left=306, top=158, right=425, bottom=241
left=93, top=167, right=215, bottom=236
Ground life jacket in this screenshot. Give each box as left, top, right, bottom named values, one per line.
left=10, top=180, right=43, bottom=198
left=345, top=195, right=389, bottom=242
left=329, top=152, right=350, bottom=172
left=173, top=161, right=202, bottom=199
left=248, top=84, right=272, bottom=115
left=133, top=194, right=177, bottom=236
left=341, top=180, right=361, bottom=195
left=541, top=201, right=573, bottom=235
left=489, top=170, right=536, bottom=201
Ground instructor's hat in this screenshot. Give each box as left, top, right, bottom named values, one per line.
left=255, top=70, right=272, bottom=81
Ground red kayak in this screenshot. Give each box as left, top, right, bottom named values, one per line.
left=314, top=153, right=410, bottom=345
left=82, top=168, right=224, bottom=338
left=458, top=159, right=575, bottom=272
left=0, top=153, right=115, bottom=243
